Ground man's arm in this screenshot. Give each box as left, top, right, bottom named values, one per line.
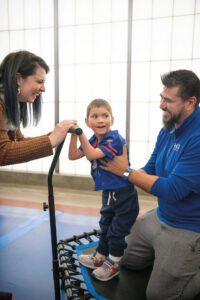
left=99, top=144, right=158, bottom=193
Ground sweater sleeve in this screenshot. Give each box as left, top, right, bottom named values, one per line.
left=0, top=101, right=53, bottom=166
left=151, top=135, right=200, bottom=202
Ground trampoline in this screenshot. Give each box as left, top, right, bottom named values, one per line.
left=46, top=137, right=200, bottom=300
left=57, top=230, right=152, bottom=300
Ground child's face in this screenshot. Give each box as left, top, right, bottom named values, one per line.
left=85, top=106, right=114, bottom=139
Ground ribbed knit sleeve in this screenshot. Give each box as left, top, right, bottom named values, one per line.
left=0, top=101, right=53, bottom=166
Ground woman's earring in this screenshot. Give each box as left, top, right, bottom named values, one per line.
left=18, top=87, right=20, bottom=95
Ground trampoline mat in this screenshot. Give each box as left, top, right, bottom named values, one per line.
left=77, top=242, right=152, bottom=300
left=58, top=231, right=151, bottom=300
left=58, top=230, right=200, bottom=300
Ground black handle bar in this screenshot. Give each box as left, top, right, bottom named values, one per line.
left=47, top=140, right=65, bottom=300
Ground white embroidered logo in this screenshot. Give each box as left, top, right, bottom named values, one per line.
left=92, top=159, right=98, bottom=170
left=173, top=143, right=180, bottom=152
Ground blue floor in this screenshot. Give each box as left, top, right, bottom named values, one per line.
left=0, top=205, right=99, bottom=300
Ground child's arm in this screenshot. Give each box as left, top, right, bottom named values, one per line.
left=68, top=134, right=85, bottom=160
left=79, top=132, right=105, bottom=161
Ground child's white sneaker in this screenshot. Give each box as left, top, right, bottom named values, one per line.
left=92, top=257, right=120, bottom=281
left=78, top=252, right=106, bottom=269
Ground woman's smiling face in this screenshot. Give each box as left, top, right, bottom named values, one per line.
left=17, top=66, right=47, bottom=103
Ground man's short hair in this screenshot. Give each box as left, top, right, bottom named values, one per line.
left=161, top=70, right=200, bottom=108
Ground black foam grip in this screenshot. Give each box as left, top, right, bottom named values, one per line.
left=68, top=126, right=83, bottom=135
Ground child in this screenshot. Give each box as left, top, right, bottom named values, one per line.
left=68, top=99, right=139, bottom=281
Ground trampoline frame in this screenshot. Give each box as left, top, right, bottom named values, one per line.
left=58, top=230, right=100, bottom=300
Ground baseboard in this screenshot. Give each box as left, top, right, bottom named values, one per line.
left=0, top=170, right=149, bottom=195
left=0, top=170, right=94, bottom=191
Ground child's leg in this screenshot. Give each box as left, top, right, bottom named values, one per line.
left=95, top=190, right=114, bottom=256
left=92, top=186, right=139, bottom=281
left=79, top=190, right=113, bottom=269
left=107, top=186, right=139, bottom=257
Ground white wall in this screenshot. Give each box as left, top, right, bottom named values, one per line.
left=129, top=0, right=200, bottom=169
left=0, top=0, right=200, bottom=174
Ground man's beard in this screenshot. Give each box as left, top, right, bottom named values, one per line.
left=162, top=110, right=180, bottom=131
left=163, top=117, right=175, bottom=131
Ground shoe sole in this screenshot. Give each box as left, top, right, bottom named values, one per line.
left=92, top=271, right=120, bottom=281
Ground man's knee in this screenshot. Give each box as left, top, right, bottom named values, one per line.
left=120, top=253, right=152, bottom=270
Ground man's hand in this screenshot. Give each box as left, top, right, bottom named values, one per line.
left=100, top=144, right=158, bottom=192
left=99, top=144, right=129, bottom=176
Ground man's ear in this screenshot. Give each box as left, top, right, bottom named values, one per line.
left=85, top=118, right=90, bottom=128
left=187, top=96, right=197, bottom=110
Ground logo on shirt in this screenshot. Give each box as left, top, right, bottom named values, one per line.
left=92, top=159, right=98, bottom=170
left=173, top=143, right=180, bottom=152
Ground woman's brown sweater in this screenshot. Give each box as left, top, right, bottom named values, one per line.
left=0, top=101, right=53, bottom=166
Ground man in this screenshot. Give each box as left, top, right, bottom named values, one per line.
left=100, top=70, right=200, bottom=299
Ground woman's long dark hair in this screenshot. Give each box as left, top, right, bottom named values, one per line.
left=0, top=50, right=49, bottom=128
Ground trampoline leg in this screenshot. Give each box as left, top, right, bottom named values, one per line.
left=53, top=259, right=61, bottom=300
left=48, top=195, right=61, bottom=300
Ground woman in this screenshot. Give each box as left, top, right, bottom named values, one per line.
left=0, top=50, right=76, bottom=166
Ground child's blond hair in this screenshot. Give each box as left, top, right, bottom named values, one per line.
left=86, top=99, right=113, bottom=118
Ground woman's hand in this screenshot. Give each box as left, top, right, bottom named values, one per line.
left=99, top=144, right=129, bottom=176
left=49, top=120, right=77, bottom=148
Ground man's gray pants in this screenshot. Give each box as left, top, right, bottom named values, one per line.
left=120, top=208, right=200, bottom=300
